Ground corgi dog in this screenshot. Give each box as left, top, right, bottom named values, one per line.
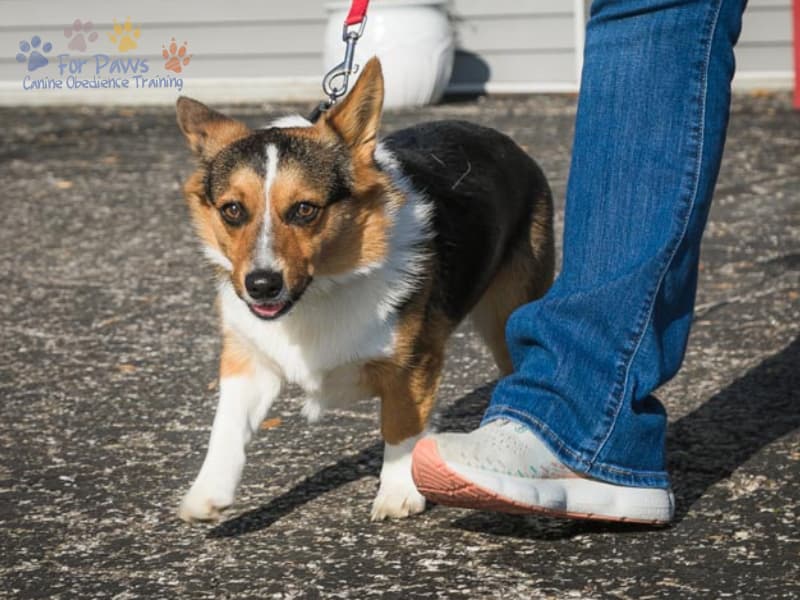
left=176, top=58, right=554, bottom=522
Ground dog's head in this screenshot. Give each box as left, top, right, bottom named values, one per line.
left=176, top=58, right=391, bottom=320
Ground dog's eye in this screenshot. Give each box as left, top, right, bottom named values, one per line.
left=220, top=201, right=247, bottom=226
left=289, top=202, right=320, bottom=225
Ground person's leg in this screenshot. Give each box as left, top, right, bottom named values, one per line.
left=412, top=0, right=747, bottom=521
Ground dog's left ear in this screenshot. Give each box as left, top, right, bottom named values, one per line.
left=176, top=96, right=250, bottom=160
left=320, top=57, right=384, bottom=165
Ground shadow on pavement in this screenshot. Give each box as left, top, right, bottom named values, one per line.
left=667, top=335, right=800, bottom=522
left=207, top=383, right=497, bottom=538
left=209, top=337, right=799, bottom=539
left=208, top=442, right=382, bottom=538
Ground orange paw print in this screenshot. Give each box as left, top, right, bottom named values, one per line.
left=163, top=38, right=191, bottom=73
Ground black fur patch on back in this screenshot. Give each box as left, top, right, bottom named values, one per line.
left=383, top=120, right=551, bottom=323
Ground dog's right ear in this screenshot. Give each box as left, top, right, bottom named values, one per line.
left=176, top=96, right=250, bottom=160
left=318, top=57, right=384, bottom=168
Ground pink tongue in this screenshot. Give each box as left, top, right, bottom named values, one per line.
left=251, top=302, right=285, bottom=318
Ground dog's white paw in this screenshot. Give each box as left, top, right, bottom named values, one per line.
left=300, top=398, right=324, bottom=423
left=178, top=482, right=234, bottom=523
left=370, top=480, right=426, bottom=521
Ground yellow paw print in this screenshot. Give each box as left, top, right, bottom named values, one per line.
left=108, top=17, right=140, bottom=53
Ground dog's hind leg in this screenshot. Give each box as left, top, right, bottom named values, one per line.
left=470, top=213, right=554, bottom=376
left=178, top=333, right=282, bottom=523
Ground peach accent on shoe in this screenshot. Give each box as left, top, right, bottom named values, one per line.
left=411, top=437, right=671, bottom=525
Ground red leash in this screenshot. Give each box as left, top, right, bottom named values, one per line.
left=344, top=0, right=369, bottom=26
left=309, top=0, right=370, bottom=120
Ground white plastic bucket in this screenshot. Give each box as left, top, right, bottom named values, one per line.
left=324, top=0, right=455, bottom=108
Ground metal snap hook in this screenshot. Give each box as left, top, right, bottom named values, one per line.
left=321, top=17, right=367, bottom=105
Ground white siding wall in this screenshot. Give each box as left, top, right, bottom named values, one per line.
left=0, top=0, right=792, bottom=105
left=0, top=0, right=329, bottom=104
left=448, top=0, right=582, bottom=93
left=736, top=0, right=794, bottom=87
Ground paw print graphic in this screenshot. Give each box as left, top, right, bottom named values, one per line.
left=64, top=19, right=99, bottom=52
left=108, top=17, right=141, bottom=53
left=162, top=38, right=191, bottom=73
left=15, top=36, right=52, bottom=72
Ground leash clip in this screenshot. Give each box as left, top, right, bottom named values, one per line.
left=321, top=17, right=367, bottom=105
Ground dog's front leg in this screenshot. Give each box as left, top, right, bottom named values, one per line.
left=179, top=338, right=281, bottom=522
left=367, top=350, right=443, bottom=521
left=372, top=432, right=428, bottom=521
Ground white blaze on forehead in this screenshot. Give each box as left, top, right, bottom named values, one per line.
left=255, top=144, right=281, bottom=270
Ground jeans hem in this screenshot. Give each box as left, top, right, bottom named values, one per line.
left=482, top=405, right=672, bottom=489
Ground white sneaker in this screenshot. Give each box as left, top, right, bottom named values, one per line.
left=411, top=419, right=674, bottom=524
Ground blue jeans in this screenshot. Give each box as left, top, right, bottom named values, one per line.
left=483, top=0, right=747, bottom=488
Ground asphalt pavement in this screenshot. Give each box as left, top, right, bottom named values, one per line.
left=0, top=92, right=798, bottom=599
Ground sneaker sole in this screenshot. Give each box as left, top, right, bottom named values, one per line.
left=412, top=438, right=674, bottom=525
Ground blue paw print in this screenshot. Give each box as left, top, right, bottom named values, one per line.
left=16, top=36, right=52, bottom=72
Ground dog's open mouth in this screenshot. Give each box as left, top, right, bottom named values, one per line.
left=244, top=277, right=310, bottom=321
left=248, top=301, right=293, bottom=320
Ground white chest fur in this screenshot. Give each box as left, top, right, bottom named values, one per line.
left=220, top=275, right=397, bottom=391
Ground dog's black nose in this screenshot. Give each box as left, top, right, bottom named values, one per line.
left=245, top=270, right=284, bottom=301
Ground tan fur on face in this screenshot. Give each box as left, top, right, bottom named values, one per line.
left=184, top=166, right=267, bottom=295
left=183, top=171, right=217, bottom=251
left=262, top=91, right=401, bottom=285
left=222, top=168, right=268, bottom=295
left=261, top=165, right=319, bottom=292
left=185, top=150, right=396, bottom=299
left=271, top=164, right=391, bottom=279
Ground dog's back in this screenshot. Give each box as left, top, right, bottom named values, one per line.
left=383, top=120, right=554, bottom=372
